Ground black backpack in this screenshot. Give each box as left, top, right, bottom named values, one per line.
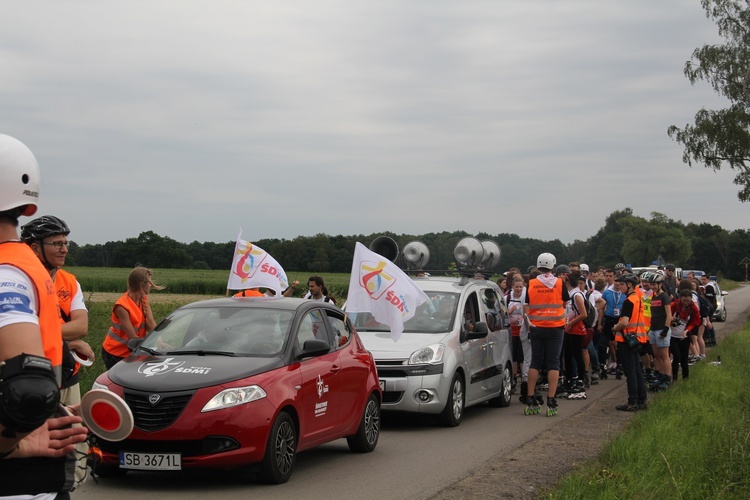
left=573, top=290, right=597, bottom=328
left=697, top=293, right=714, bottom=318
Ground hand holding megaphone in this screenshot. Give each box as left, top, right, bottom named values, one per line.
left=80, top=390, right=134, bottom=442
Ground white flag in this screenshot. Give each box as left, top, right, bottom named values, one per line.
left=347, top=242, right=429, bottom=342
left=227, top=230, right=289, bottom=296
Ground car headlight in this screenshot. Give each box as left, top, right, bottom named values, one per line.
left=92, top=380, right=110, bottom=391
left=409, top=344, right=445, bottom=365
left=201, top=386, right=267, bottom=412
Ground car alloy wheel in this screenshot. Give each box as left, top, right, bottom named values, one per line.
left=259, top=412, right=296, bottom=484
left=437, top=373, right=464, bottom=427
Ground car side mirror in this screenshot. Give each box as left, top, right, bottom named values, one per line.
left=127, top=338, right=142, bottom=352
left=466, top=321, right=489, bottom=340
left=298, top=339, right=331, bottom=359
left=722, top=291, right=729, bottom=296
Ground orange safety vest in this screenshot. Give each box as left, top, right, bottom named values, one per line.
left=233, top=289, right=263, bottom=297
left=54, top=268, right=83, bottom=376
left=527, top=277, right=565, bottom=328
left=102, top=292, right=147, bottom=358
left=0, top=242, right=64, bottom=385
left=616, top=292, right=648, bottom=343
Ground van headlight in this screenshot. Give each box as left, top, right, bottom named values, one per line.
left=202, top=385, right=267, bottom=412
left=409, top=344, right=445, bottom=364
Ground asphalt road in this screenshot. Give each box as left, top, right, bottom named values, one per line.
left=75, top=284, right=750, bottom=500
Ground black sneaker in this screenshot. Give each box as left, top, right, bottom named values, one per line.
left=615, top=403, right=638, bottom=412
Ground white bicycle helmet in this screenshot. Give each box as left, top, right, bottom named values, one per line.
left=0, top=134, right=40, bottom=216
left=537, top=252, right=556, bottom=271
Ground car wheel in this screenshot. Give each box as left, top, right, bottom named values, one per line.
left=258, top=411, right=296, bottom=484
left=436, top=373, right=464, bottom=427
left=489, top=363, right=512, bottom=408
left=719, top=306, right=727, bottom=322
left=95, top=464, right=128, bottom=478
left=347, top=393, right=380, bottom=453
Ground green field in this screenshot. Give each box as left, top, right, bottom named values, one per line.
left=69, top=267, right=354, bottom=298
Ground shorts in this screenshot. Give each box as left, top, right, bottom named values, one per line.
left=648, top=328, right=671, bottom=348
left=639, top=341, right=653, bottom=357
left=529, top=326, right=564, bottom=372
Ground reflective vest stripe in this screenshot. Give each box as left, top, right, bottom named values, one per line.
left=107, top=328, right=130, bottom=344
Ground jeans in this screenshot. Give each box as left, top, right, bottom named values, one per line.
left=617, top=342, right=647, bottom=405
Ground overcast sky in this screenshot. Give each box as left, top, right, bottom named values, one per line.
left=1, top=1, right=742, bottom=247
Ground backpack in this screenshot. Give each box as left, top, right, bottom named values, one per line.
left=573, top=290, right=597, bottom=329
left=697, top=293, right=714, bottom=318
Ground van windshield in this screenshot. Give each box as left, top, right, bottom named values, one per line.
left=350, top=292, right=458, bottom=333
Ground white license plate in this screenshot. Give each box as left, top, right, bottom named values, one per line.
left=379, top=380, right=385, bottom=391
left=120, top=451, right=182, bottom=470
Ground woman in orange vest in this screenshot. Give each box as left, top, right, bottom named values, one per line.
left=101, top=266, right=164, bottom=369
left=523, top=252, right=570, bottom=417
left=612, top=272, right=648, bottom=412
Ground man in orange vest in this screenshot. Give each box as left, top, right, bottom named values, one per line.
left=612, top=272, right=648, bottom=412
left=523, top=252, right=570, bottom=417
left=21, top=214, right=94, bottom=487
left=0, top=134, right=88, bottom=496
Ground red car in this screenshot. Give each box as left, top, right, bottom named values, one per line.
left=90, top=297, right=381, bottom=483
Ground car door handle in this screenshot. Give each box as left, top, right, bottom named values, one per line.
left=330, top=365, right=341, bottom=373
left=488, top=341, right=496, bottom=348
left=481, top=343, right=488, bottom=350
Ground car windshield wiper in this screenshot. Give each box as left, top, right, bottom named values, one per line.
left=167, top=349, right=237, bottom=357
left=137, top=345, right=162, bottom=356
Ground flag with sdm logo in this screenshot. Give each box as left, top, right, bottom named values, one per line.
left=346, top=242, right=429, bottom=342
left=227, top=229, right=289, bottom=296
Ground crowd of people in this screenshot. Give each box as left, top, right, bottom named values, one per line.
left=494, top=255, right=720, bottom=416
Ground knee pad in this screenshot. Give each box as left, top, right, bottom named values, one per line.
left=0, top=354, right=60, bottom=436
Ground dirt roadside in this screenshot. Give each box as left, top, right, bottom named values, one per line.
left=430, top=383, right=632, bottom=499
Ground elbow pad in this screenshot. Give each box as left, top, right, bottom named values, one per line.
left=0, top=354, right=60, bottom=435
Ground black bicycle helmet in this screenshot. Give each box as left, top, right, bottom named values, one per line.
left=614, top=262, right=627, bottom=271
left=615, top=272, right=639, bottom=285
left=21, top=215, right=70, bottom=242
left=555, top=264, right=571, bottom=275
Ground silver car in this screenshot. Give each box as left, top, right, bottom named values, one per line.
left=350, top=276, right=513, bottom=427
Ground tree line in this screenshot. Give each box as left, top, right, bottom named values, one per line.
left=67, top=208, right=750, bottom=281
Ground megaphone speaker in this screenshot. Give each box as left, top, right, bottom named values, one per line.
left=81, top=389, right=134, bottom=442
left=369, top=236, right=399, bottom=262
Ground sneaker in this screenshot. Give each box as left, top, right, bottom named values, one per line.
left=638, top=401, right=648, bottom=410
left=615, top=403, right=638, bottom=412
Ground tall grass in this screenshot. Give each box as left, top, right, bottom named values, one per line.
left=547, top=324, right=750, bottom=499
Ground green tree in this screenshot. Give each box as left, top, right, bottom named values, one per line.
left=619, top=214, right=692, bottom=266
left=667, top=0, right=750, bottom=201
